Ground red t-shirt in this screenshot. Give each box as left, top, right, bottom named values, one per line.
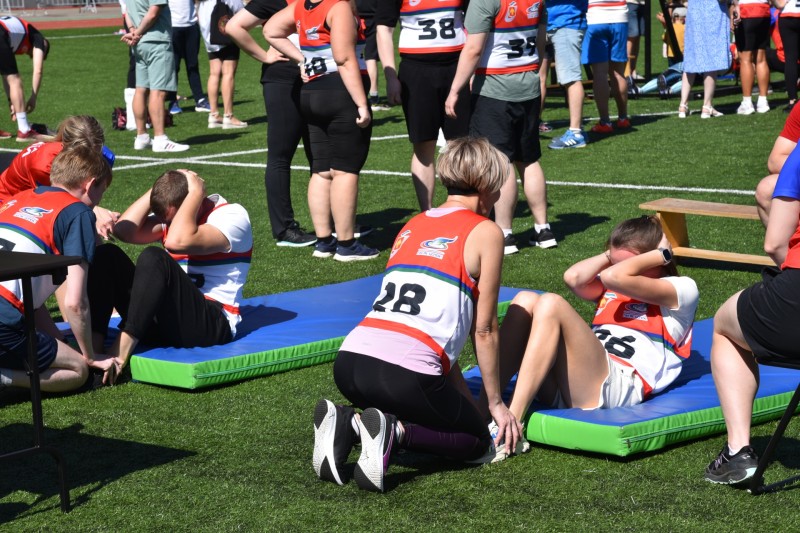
left=780, top=104, right=800, bottom=142
left=0, top=142, right=63, bottom=201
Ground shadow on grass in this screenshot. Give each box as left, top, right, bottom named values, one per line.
left=0, top=422, right=194, bottom=521
left=674, top=257, right=765, bottom=274
left=512, top=211, right=610, bottom=249
left=354, top=207, right=417, bottom=251
left=371, top=114, right=405, bottom=128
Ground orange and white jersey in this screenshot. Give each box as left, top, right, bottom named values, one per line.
left=591, top=277, right=698, bottom=397
left=586, top=0, right=628, bottom=25
left=355, top=207, right=486, bottom=375
left=0, top=16, right=36, bottom=54
left=398, top=0, right=466, bottom=55
left=295, top=0, right=342, bottom=81
left=163, top=194, right=252, bottom=336
left=476, top=0, right=541, bottom=75
left=739, top=0, right=770, bottom=19
left=781, top=0, right=800, bottom=18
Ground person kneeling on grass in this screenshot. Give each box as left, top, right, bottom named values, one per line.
left=704, top=143, right=800, bottom=486
left=496, top=215, right=698, bottom=450
left=0, top=145, right=117, bottom=392
left=313, top=137, right=523, bottom=493
left=88, top=169, right=252, bottom=383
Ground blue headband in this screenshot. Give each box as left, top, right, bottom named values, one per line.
left=101, top=145, right=115, bottom=168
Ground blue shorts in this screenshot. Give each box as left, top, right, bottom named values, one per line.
left=582, top=23, right=628, bottom=65
left=0, top=320, right=58, bottom=372
left=627, top=3, right=646, bottom=38
left=550, top=27, right=585, bottom=85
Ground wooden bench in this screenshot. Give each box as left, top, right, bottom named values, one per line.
left=639, top=198, right=774, bottom=266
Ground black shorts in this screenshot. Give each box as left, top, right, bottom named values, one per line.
left=362, top=17, right=378, bottom=61
left=737, top=267, right=800, bottom=360
left=300, top=77, right=372, bottom=174
left=469, top=94, right=542, bottom=164
left=399, top=59, right=470, bottom=143
left=208, top=44, right=241, bottom=61
left=734, top=17, right=771, bottom=52
left=0, top=27, right=19, bottom=76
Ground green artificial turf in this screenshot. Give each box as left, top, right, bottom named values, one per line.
left=1, top=23, right=800, bottom=531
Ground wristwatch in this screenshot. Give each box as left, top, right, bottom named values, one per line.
left=658, top=247, right=673, bottom=265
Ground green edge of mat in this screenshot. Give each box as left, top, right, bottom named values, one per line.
left=129, top=299, right=516, bottom=390
left=525, top=390, right=798, bottom=456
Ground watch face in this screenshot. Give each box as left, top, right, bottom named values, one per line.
left=661, top=247, right=673, bottom=264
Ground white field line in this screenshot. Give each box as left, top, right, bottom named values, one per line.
left=0, top=127, right=751, bottom=195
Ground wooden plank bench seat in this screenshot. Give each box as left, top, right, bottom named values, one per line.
left=639, top=198, right=773, bottom=266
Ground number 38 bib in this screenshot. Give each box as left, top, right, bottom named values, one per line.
left=359, top=208, right=486, bottom=375
left=398, top=0, right=466, bottom=54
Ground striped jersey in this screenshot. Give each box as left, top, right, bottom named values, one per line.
left=0, top=16, right=38, bottom=54
left=397, top=0, right=466, bottom=54
left=586, top=0, right=627, bottom=25
left=739, top=0, right=769, bottom=19
left=295, top=0, right=366, bottom=81
left=476, top=0, right=541, bottom=75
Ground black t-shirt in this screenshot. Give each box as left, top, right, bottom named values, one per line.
left=245, top=0, right=300, bottom=84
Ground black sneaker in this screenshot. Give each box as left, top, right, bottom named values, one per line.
left=276, top=226, right=316, bottom=247
left=334, top=240, right=380, bottom=262
left=504, top=234, right=519, bottom=255
left=704, top=444, right=759, bottom=484
left=530, top=228, right=557, bottom=249
left=657, top=74, right=669, bottom=99
left=313, top=238, right=337, bottom=258
left=313, top=399, right=356, bottom=485
left=354, top=407, right=397, bottom=492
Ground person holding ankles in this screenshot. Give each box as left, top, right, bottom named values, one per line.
left=226, top=0, right=317, bottom=247
left=265, top=0, right=377, bottom=261
left=89, top=169, right=252, bottom=381
left=312, top=137, right=522, bottom=493
left=498, top=216, right=698, bottom=441
left=445, top=0, right=556, bottom=253
left=704, top=142, right=800, bottom=485
left=375, top=0, right=469, bottom=211
left=0, top=16, right=52, bottom=142
left=0, top=146, right=116, bottom=392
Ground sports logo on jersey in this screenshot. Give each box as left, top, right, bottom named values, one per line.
left=14, top=206, right=52, bottom=224
left=526, top=2, right=540, bottom=18
left=622, top=302, right=649, bottom=321
left=596, top=291, right=616, bottom=315
left=417, top=236, right=457, bottom=259
left=305, top=26, right=320, bottom=41
left=0, top=199, right=16, bottom=216
left=505, top=1, right=518, bottom=22
left=408, top=0, right=422, bottom=6
left=390, top=229, right=411, bottom=259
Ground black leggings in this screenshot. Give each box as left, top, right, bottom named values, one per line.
left=88, top=244, right=231, bottom=348
left=333, top=350, right=491, bottom=461
left=781, top=17, right=800, bottom=101
left=263, top=79, right=312, bottom=239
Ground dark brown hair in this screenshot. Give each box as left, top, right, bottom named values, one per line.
left=608, top=215, right=679, bottom=276
left=150, top=170, right=188, bottom=220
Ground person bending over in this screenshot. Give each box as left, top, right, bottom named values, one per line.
left=312, top=137, right=523, bottom=493
left=0, top=146, right=116, bottom=392
left=498, top=215, right=698, bottom=447
left=90, top=169, right=252, bottom=382
left=704, top=142, right=800, bottom=485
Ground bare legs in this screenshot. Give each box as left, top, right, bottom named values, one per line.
left=2, top=341, right=88, bottom=392
left=411, top=140, right=436, bottom=211
left=308, top=170, right=358, bottom=240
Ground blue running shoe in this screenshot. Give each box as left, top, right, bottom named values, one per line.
left=195, top=98, right=211, bottom=112
left=334, top=240, right=379, bottom=262
left=168, top=101, right=182, bottom=115
left=313, top=238, right=337, bottom=258
left=548, top=129, right=586, bottom=150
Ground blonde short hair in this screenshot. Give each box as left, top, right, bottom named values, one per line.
left=437, top=137, right=510, bottom=196
left=55, top=115, right=105, bottom=150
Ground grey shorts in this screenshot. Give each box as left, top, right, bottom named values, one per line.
left=134, top=40, right=177, bottom=91
left=550, top=27, right=585, bottom=85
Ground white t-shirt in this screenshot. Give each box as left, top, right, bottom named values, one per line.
left=168, top=0, right=197, bottom=27
left=197, top=0, right=244, bottom=53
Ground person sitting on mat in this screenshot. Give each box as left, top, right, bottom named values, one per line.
left=88, top=169, right=252, bottom=383
left=0, top=145, right=117, bottom=392
left=497, top=215, right=698, bottom=450
left=704, top=142, right=800, bottom=486
left=312, top=137, right=523, bottom=493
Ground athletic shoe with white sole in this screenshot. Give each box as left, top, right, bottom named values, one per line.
left=276, top=226, right=316, bottom=247
left=134, top=135, right=151, bottom=150
left=334, top=240, right=379, bottom=262
left=152, top=137, right=189, bottom=153
left=489, top=420, right=530, bottom=461
left=313, top=238, right=337, bottom=258
left=354, top=407, right=396, bottom=492
left=530, top=228, right=558, bottom=249
left=737, top=101, right=755, bottom=115
left=548, top=129, right=586, bottom=150
left=756, top=100, right=770, bottom=114
left=503, top=234, right=519, bottom=255
left=704, top=444, right=759, bottom=485
left=312, top=399, right=356, bottom=485
left=195, top=98, right=211, bottom=112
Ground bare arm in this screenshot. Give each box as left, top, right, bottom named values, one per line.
left=263, top=2, right=305, bottom=64
left=227, top=9, right=271, bottom=63
left=121, top=4, right=163, bottom=46
left=445, top=32, right=486, bottom=118
left=26, top=47, right=45, bottom=113
left=376, top=24, right=400, bottom=105
left=162, top=170, right=231, bottom=254
left=113, top=188, right=163, bottom=244
left=329, top=2, right=370, bottom=127
left=768, top=137, right=797, bottom=175
left=62, top=261, right=97, bottom=363
left=563, top=252, right=609, bottom=302
left=599, top=247, right=680, bottom=309
left=765, top=197, right=800, bottom=265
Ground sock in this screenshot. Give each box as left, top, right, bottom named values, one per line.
left=742, top=97, right=752, bottom=104
left=534, top=223, right=551, bottom=233
left=569, top=127, right=582, bottom=133
left=137, top=133, right=150, bottom=142
left=319, top=234, right=335, bottom=244
left=338, top=238, right=355, bottom=248
left=728, top=444, right=742, bottom=456
left=16, top=111, right=29, bottom=133
left=502, top=228, right=513, bottom=238
left=369, top=91, right=378, bottom=99
left=153, top=135, right=168, bottom=143
left=0, top=370, right=11, bottom=386
left=757, top=96, right=768, bottom=106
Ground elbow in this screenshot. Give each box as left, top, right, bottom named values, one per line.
left=764, top=239, right=784, bottom=259
left=162, top=235, right=187, bottom=252
left=562, top=267, right=581, bottom=290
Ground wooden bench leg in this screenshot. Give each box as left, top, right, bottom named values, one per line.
left=657, top=212, right=689, bottom=248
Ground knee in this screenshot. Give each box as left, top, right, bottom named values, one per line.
left=713, top=294, right=741, bottom=337
left=135, top=246, right=171, bottom=273
left=510, top=291, right=540, bottom=313
left=533, top=292, right=570, bottom=317
left=755, top=175, right=776, bottom=210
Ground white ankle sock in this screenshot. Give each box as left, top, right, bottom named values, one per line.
left=534, top=223, right=551, bottom=233
left=502, top=228, right=513, bottom=238
left=16, top=112, right=29, bottom=133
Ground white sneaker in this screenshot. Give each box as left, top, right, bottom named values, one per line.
left=757, top=101, right=770, bottom=113
left=208, top=112, right=223, bottom=129
left=133, top=136, right=151, bottom=150
left=222, top=114, right=248, bottom=129
left=737, top=101, right=755, bottom=115
left=152, top=137, right=189, bottom=153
